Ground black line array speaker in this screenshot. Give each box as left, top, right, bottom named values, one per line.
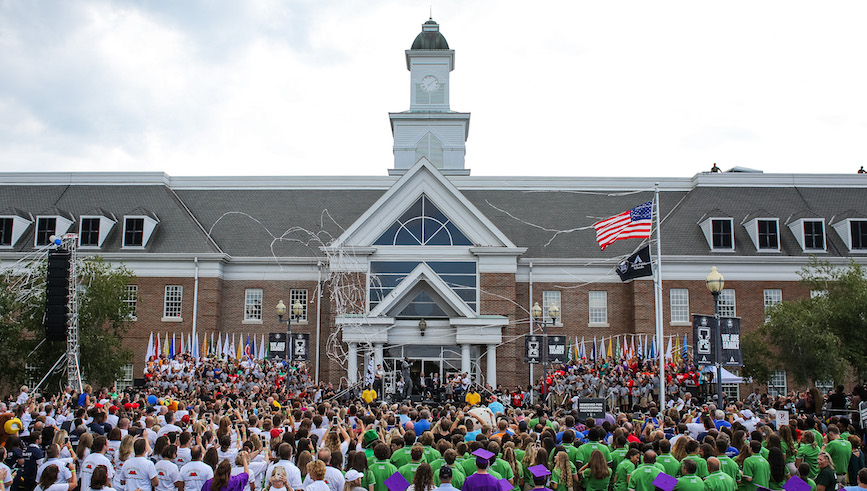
left=45, top=249, right=70, bottom=341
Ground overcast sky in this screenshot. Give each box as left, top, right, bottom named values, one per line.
left=1, top=1, right=866, bottom=178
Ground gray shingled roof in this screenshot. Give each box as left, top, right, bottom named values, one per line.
left=2, top=183, right=865, bottom=259
left=0, top=185, right=219, bottom=254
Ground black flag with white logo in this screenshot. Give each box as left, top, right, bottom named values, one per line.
left=616, top=245, right=653, bottom=281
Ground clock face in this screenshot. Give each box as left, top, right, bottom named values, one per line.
left=420, top=75, right=439, bottom=93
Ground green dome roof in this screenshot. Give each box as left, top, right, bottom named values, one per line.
left=411, top=19, right=449, bottom=50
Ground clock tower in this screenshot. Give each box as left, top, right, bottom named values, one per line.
left=389, top=19, right=471, bottom=176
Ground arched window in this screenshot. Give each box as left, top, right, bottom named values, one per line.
left=415, top=133, right=443, bottom=167
left=374, top=195, right=472, bottom=246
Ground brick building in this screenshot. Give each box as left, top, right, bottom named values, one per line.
left=1, top=19, right=866, bottom=397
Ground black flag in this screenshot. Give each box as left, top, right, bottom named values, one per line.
left=616, top=245, right=653, bottom=281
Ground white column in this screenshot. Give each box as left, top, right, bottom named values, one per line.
left=461, top=344, right=471, bottom=378
left=348, top=342, right=358, bottom=384
left=374, top=343, right=384, bottom=367
left=486, top=344, right=497, bottom=389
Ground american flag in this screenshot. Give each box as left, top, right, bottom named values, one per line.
left=594, top=201, right=653, bottom=250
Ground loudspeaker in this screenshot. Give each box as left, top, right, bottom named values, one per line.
left=45, top=250, right=70, bottom=341
left=409, top=394, right=423, bottom=403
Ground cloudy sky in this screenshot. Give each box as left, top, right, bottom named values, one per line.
left=1, top=1, right=866, bottom=178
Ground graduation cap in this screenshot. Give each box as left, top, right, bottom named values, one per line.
left=651, top=472, right=677, bottom=491
left=497, top=479, right=513, bottom=491
left=528, top=465, right=551, bottom=480
left=783, top=479, right=811, bottom=491
left=384, top=472, right=411, bottom=491
left=472, top=448, right=495, bottom=467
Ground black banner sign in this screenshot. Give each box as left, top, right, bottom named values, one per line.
left=291, top=333, right=310, bottom=362
left=268, top=332, right=287, bottom=360
left=576, top=398, right=606, bottom=419
left=692, top=314, right=742, bottom=366
left=548, top=336, right=567, bottom=364
left=720, top=317, right=742, bottom=366
left=525, top=336, right=542, bottom=363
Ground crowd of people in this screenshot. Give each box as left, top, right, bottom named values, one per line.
left=1, top=353, right=866, bottom=491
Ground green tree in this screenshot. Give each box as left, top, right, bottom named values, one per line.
left=0, top=256, right=135, bottom=393
left=743, top=259, right=867, bottom=386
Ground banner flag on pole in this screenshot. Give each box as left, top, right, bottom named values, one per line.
left=665, top=336, right=673, bottom=361
left=616, top=245, right=654, bottom=281
left=145, top=332, right=154, bottom=366
left=594, top=202, right=653, bottom=251
left=682, top=334, right=689, bottom=359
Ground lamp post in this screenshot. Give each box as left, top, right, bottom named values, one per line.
left=531, top=301, right=560, bottom=405
left=276, top=299, right=304, bottom=361
left=705, top=266, right=725, bottom=406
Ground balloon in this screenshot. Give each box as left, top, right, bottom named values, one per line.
left=4, top=417, right=22, bottom=435
left=147, top=395, right=157, bottom=404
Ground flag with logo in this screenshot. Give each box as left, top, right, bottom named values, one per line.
left=616, top=245, right=653, bottom=281
left=594, top=201, right=653, bottom=251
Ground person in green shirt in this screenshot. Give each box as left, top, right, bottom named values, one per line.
left=796, top=432, right=820, bottom=479
left=550, top=450, right=578, bottom=491
left=579, top=449, right=612, bottom=491
left=419, top=432, right=442, bottom=464
left=433, top=449, right=466, bottom=489
left=556, top=431, right=581, bottom=466
left=577, top=428, right=613, bottom=467
left=822, top=426, right=851, bottom=488
left=628, top=451, right=662, bottom=491
left=674, top=459, right=704, bottom=491
left=704, top=457, right=737, bottom=491
left=683, top=441, right=709, bottom=479
left=713, top=440, right=740, bottom=484
left=613, top=449, right=640, bottom=491
left=611, top=435, right=630, bottom=470
left=391, top=432, right=417, bottom=469
left=658, top=440, right=682, bottom=478
left=767, top=447, right=790, bottom=491
left=814, top=452, right=836, bottom=491
left=369, top=444, right=398, bottom=491
left=742, top=441, right=771, bottom=491
left=398, top=445, right=426, bottom=483
left=797, top=463, right=817, bottom=491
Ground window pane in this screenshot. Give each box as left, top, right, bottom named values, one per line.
left=164, top=285, right=183, bottom=318
left=80, top=218, right=100, bottom=246
left=290, top=289, right=308, bottom=322
left=543, top=291, right=562, bottom=324
left=125, top=218, right=145, bottom=246
left=803, top=221, right=824, bottom=250
left=763, top=289, right=782, bottom=310
left=0, top=218, right=13, bottom=245
left=589, top=291, right=607, bottom=324
left=768, top=370, right=787, bottom=397
left=852, top=221, right=867, bottom=249
left=718, top=289, right=736, bottom=317
left=712, top=219, right=733, bottom=248
left=373, top=196, right=472, bottom=246
left=757, top=220, right=778, bottom=249
left=245, top=288, right=263, bottom=320
left=36, top=217, right=56, bottom=246
left=125, top=285, right=138, bottom=319
left=670, top=288, right=689, bottom=323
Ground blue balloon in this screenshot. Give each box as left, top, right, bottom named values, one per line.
left=53, top=238, right=62, bottom=245
left=148, top=395, right=157, bottom=404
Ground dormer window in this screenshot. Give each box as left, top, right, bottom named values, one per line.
left=34, top=211, right=75, bottom=247
left=830, top=214, right=867, bottom=253
left=700, top=214, right=734, bottom=251
left=787, top=216, right=826, bottom=252
left=743, top=213, right=780, bottom=252
left=78, top=210, right=117, bottom=249
left=122, top=210, right=159, bottom=248
left=0, top=208, right=34, bottom=248
left=803, top=220, right=825, bottom=251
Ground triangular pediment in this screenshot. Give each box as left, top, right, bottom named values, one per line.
left=330, top=159, right=516, bottom=249
left=369, top=262, right=477, bottom=319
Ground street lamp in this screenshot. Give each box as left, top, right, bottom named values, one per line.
left=276, top=299, right=304, bottom=361
left=532, top=301, right=560, bottom=405
left=705, top=266, right=725, bottom=407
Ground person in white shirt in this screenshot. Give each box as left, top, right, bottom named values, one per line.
left=174, top=433, right=192, bottom=469
left=36, top=445, right=74, bottom=486
left=16, top=386, right=30, bottom=408
left=154, top=446, right=183, bottom=491
left=264, top=444, right=302, bottom=491
left=34, top=463, right=77, bottom=491
left=80, top=437, right=114, bottom=491
left=157, top=413, right=181, bottom=439
left=180, top=447, right=213, bottom=491
left=88, top=464, right=117, bottom=491
left=301, top=449, right=343, bottom=491
left=121, top=439, right=158, bottom=491
left=0, top=448, right=14, bottom=490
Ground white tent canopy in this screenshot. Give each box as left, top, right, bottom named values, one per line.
left=701, top=366, right=745, bottom=384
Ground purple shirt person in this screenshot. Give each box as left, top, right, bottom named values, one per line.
left=203, top=453, right=250, bottom=491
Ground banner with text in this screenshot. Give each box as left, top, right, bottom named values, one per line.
left=268, top=332, right=288, bottom=360
left=692, top=315, right=742, bottom=366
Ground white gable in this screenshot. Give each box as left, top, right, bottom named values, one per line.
left=330, top=158, right=516, bottom=249
left=368, top=262, right=477, bottom=318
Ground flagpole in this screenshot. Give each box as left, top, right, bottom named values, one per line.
left=653, top=182, right=666, bottom=410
